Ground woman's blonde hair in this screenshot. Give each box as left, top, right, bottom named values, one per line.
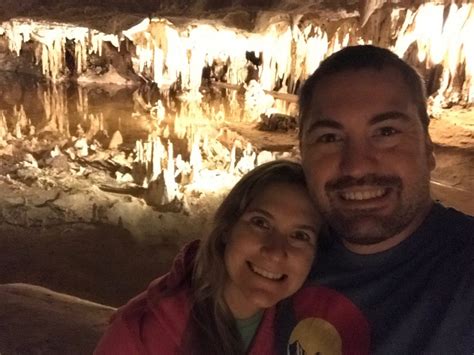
left=185, top=160, right=309, bottom=354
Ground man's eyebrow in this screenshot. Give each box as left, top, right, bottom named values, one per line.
left=369, top=111, right=412, bottom=125
left=304, top=118, right=343, bottom=135
left=305, top=111, right=413, bottom=134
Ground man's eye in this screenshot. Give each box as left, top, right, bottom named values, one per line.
left=316, top=133, right=341, bottom=143
left=250, top=216, right=270, bottom=229
left=377, top=127, right=399, bottom=137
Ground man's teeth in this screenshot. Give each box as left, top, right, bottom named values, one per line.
left=341, top=189, right=386, bottom=201
left=250, top=263, right=283, bottom=280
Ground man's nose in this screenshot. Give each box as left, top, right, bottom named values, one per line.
left=261, top=234, right=287, bottom=261
left=340, top=139, right=378, bottom=178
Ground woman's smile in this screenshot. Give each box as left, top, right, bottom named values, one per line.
left=247, top=261, right=286, bottom=281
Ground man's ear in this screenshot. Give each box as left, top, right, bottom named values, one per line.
left=425, top=133, right=436, bottom=171
left=299, top=141, right=304, bottom=159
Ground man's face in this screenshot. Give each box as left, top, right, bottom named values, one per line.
left=300, top=68, right=435, bottom=253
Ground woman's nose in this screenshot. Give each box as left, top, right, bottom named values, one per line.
left=261, top=234, right=287, bottom=261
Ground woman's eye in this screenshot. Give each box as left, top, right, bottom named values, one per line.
left=250, top=216, right=269, bottom=229
left=290, top=231, right=315, bottom=245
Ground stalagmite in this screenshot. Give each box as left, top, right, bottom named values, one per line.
left=256, top=151, right=274, bottom=166
left=151, top=100, right=166, bottom=124
left=190, top=133, right=203, bottom=182
left=151, top=138, right=165, bottom=181
left=14, top=122, right=22, bottom=140
left=162, top=126, right=170, bottom=139
left=135, top=140, right=144, bottom=164
left=74, top=137, right=89, bottom=157
left=108, top=130, right=123, bottom=150
left=162, top=140, right=179, bottom=204
left=245, top=80, right=274, bottom=121
left=0, top=112, right=8, bottom=142
left=235, top=142, right=256, bottom=174
left=11, top=105, right=28, bottom=139
left=227, top=142, right=235, bottom=175
left=51, top=145, right=61, bottom=159
left=22, top=153, right=39, bottom=168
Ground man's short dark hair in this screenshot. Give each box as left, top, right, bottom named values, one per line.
left=298, top=45, right=430, bottom=138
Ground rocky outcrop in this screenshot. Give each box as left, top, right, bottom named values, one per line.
left=0, top=283, right=115, bottom=355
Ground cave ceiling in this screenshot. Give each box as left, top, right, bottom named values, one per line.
left=0, top=1, right=452, bottom=33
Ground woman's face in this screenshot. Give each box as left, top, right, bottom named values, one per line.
left=223, top=182, right=320, bottom=319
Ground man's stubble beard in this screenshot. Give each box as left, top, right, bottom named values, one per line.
left=317, top=172, right=432, bottom=246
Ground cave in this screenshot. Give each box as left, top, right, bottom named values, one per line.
left=0, top=0, right=472, bottom=353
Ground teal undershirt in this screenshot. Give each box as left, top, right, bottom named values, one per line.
left=235, top=311, right=263, bottom=350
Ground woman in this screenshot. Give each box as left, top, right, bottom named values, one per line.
left=95, top=160, right=320, bottom=354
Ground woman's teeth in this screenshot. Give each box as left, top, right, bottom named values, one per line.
left=249, top=263, right=284, bottom=281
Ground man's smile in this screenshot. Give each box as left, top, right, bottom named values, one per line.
left=339, top=188, right=387, bottom=201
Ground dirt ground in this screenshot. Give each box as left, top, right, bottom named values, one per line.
left=0, top=107, right=472, bottom=354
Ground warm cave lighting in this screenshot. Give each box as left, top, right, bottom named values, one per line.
left=392, top=2, right=474, bottom=109
left=0, top=2, right=473, bottom=210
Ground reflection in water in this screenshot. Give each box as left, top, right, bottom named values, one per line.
left=0, top=71, right=292, bottom=142
left=0, top=72, right=295, bottom=210
left=0, top=72, right=138, bottom=142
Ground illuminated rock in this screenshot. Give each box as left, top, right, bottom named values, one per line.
left=108, top=130, right=123, bottom=149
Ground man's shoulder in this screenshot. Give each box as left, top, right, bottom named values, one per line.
left=436, top=203, right=474, bottom=223
left=432, top=203, right=474, bottom=242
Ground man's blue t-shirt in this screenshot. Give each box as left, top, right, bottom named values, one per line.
left=306, top=203, right=474, bottom=354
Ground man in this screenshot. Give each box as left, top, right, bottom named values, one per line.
left=298, top=45, right=474, bottom=353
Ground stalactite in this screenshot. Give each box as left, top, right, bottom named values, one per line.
left=1, top=19, right=118, bottom=81
left=75, top=33, right=89, bottom=74
left=1, top=3, right=473, bottom=105
left=4, top=19, right=33, bottom=56
left=393, top=3, right=474, bottom=106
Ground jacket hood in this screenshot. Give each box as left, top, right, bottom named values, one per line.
left=147, top=239, right=200, bottom=311
left=110, top=239, right=200, bottom=322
